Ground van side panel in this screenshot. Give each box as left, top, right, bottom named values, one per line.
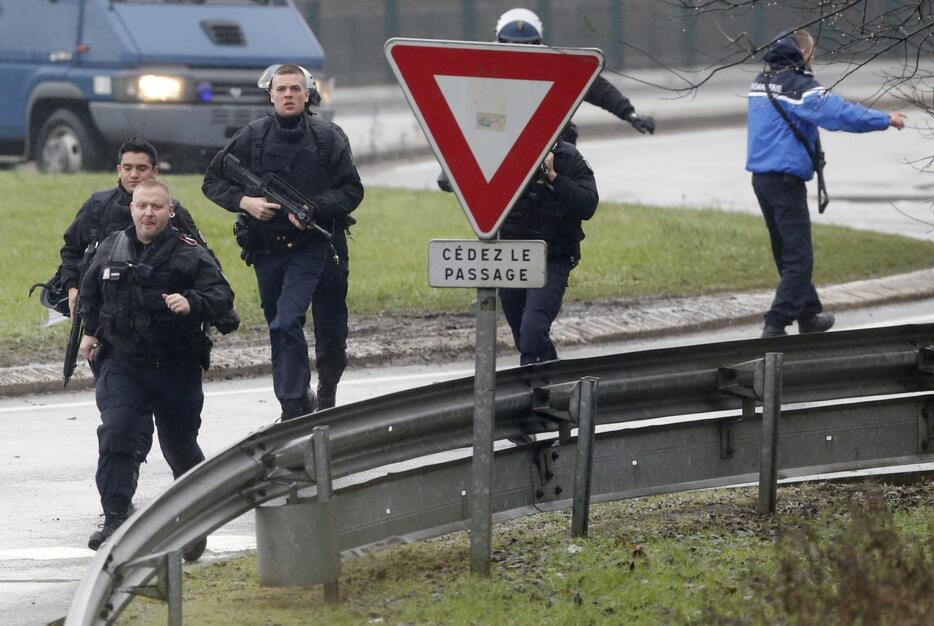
left=0, top=0, right=80, bottom=143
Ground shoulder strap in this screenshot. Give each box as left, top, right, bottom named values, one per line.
left=88, top=188, right=124, bottom=243
left=763, top=74, right=829, bottom=213
left=107, top=231, right=135, bottom=264
left=247, top=116, right=273, bottom=170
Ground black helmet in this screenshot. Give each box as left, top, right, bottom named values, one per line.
left=495, top=8, right=544, bottom=44
left=29, top=269, right=69, bottom=317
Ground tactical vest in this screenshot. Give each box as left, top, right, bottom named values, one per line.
left=98, top=231, right=202, bottom=358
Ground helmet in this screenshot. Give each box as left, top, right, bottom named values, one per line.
left=29, top=270, right=69, bottom=317
left=495, top=8, right=543, bottom=44
left=257, top=64, right=321, bottom=106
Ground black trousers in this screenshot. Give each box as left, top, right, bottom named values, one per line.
left=499, top=256, right=572, bottom=365
left=253, top=241, right=327, bottom=403
left=95, top=355, right=205, bottom=516
left=752, top=173, right=823, bottom=327
left=311, top=254, right=349, bottom=390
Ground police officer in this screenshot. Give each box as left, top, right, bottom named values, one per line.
left=499, top=142, right=599, bottom=364
left=747, top=31, right=906, bottom=338
left=495, top=8, right=656, bottom=142
left=59, top=137, right=228, bottom=505
left=78, top=179, right=234, bottom=557
left=202, top=64, right=364, bottom=418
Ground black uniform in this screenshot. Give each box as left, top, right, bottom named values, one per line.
left=202, top=112, right=363, bottom=415
left=80, top=226, right=233, bottom=520
left=498, top=141, right=599, bottom=364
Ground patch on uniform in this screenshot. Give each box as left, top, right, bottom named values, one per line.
left=179, top=234, right=199, bottom=246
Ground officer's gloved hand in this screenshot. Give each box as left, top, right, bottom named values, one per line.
left=627, top=113, right=656, bottom=135
left=437, top=171, right=454, bottom=193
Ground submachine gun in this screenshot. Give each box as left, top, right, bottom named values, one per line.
left=222, top=154, right=332, bottom=239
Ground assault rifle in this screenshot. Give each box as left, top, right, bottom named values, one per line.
left=63, top=242, right=97, bottom=387
left=222, top=154, right=331, bottom=239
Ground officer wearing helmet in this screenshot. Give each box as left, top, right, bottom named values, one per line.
left=438, top=7, right=655, bottom=193
left=202, top=64, right=363, bottom=418
left=497, top=7, right=655, bottom=140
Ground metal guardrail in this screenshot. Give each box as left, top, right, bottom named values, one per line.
left=65, top=324, right=934, bottom=625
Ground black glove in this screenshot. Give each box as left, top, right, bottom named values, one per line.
left=437, top=171, right=453, bottom=193
left=627, top=113, right=656, bottom=135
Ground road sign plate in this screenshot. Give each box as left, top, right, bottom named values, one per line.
left=386, top=38, right=604, bottom=239
left=428, top=239, right=547, bottom=288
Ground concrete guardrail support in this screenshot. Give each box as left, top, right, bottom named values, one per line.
left=255, top=425, right=341, bottom=600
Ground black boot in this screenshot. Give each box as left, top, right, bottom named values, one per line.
left=316, top=381, right=337, bottom=410
left=182, top=536, right=208, bottom=563
left=88, top=512, right=127, bottom=551
left=798, top=312, right=835, bottom=334
left=279, top=390, right=317, bottom=421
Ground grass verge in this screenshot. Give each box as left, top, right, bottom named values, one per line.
left=117, top=480, right=933, bottom=625
left=4, top=171, right=934, bottom=361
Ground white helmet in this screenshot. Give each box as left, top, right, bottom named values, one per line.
left=495, top=8, right=544, bottom=44
left=257, top=64, right=320, bottom=106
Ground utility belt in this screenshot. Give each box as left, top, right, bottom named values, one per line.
left=104, top=333, right=204, bottom=370
left=233, top=214, right=318, bottom=265
left=234, top=213, right=347, bottom=265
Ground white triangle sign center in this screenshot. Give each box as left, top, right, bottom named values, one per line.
left=435, top=75, right=553, bottom=182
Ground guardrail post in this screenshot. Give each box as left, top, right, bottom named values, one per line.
left=571, top=377, right=599, bottom=538
left=117, top=550, right=183, bottom=626
left=718, top=352, right=784, bottom=515
left=758, top=352, right=783, bottom=515
left=255, top=427, right=341, bottom=596
left=313, top=425, right=340, bottom=603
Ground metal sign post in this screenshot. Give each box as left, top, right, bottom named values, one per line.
left=469, top=285, right=497, bottom=575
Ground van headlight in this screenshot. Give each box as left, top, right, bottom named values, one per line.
left=114, top=74, right=188, bottom=102
left=136, top=75, right=185, bottom=102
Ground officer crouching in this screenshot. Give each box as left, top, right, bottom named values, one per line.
left=78, top=179, right=235, bottom=558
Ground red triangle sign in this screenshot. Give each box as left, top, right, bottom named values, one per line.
left=385, top=38, right=604, bottom=239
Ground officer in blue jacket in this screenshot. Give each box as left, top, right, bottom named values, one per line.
left=747, top=30, right=906, bottom=338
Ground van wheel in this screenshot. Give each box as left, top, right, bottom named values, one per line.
left=36, top=110, right=104, bottom=173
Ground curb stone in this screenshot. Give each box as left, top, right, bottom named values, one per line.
left=3, top=268, right=933, bottom=398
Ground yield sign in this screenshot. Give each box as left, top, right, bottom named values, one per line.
left=385, top=38, right=604, bottom=239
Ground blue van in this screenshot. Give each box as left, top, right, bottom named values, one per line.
left=0, top=0, right=330, bottom=172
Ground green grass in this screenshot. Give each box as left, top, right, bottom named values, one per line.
left=4, top=170, right=934, bottom=357
left=117, top=481, right=934, bottom=625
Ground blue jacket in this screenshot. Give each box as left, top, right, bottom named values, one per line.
left=746, top=35, right=890, bottom=180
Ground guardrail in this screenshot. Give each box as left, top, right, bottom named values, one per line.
left=66, top=324, right=934, bottom=625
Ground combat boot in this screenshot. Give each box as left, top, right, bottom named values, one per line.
left=798, top=312, right=835, bottom=334
left=316, top=381, right=337, bottom=410
left=88, top=512, right=127, bottom=551
left=279, top=390, right=317, bottom=421
left=761, top=324, right=787, bottom=338
left=182, top=536, right=208, bottom=563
